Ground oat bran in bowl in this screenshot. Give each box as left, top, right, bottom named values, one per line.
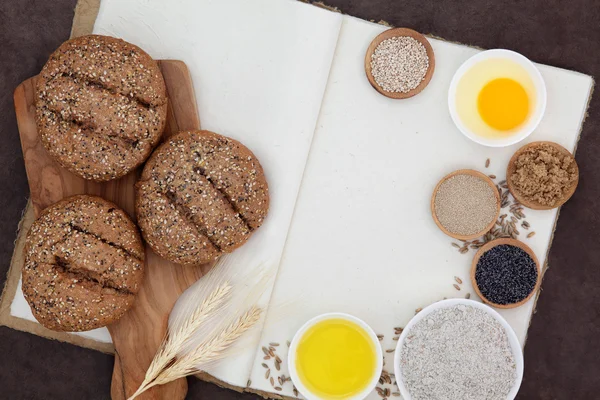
left=431, top=169, right=501, bottom=240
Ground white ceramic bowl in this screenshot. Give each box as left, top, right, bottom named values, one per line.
left=288, top=312, right=383, bottom=400
left=448, top=49, right=547, bottom=147
left=393, top=299, right=524, bottom=400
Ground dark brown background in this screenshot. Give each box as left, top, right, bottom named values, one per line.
left=1, top=0, right=598, bottom=399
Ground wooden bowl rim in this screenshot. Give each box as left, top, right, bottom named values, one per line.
left=364, top=27, right=435, bottom=99
left=431, top=169, right=501, bottom=241
left=470, top=238, right=541, bottom=309
left=506, top=141, right=579, bottom=210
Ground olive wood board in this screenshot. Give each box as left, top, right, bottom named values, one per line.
left=12, top=60, right=212, bottom=400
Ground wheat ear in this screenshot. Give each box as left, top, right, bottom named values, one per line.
left=151, top=306, right=263, bottom=386
left=127, top=283, right=231, bottom=400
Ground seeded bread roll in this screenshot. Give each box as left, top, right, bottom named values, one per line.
left=35, top=35, right=167, bottom=181
left=136, top=130, right=269, bottom=266
left=22, top=195, right=145, bottom=332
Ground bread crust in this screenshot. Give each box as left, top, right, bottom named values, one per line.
left=35, top=35, right=167, bottom=181
left=136, top=130, right=269, bottom=266
left=22, top=195, right=145, bottom=332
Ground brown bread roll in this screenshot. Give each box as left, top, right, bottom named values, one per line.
left=136, top=130, right=269, bottom=266
left=35, top=34, right=167, bottom=181
left=22, top=195, right=145, bottom=332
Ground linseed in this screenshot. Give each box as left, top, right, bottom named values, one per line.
left=475, top=244, right=538, bottom=305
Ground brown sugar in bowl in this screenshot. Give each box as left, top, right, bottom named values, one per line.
left=506, top=141, right=579, bottom=210
left=470, top=238, right=541, bottom=309
left=364, top=28, right=435, bottom=99
left=431, top=169, right=501, bottom=241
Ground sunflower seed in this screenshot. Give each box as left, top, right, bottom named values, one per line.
left=377, top=334, right=384, bottom=341
left=265, top=369, right=270, bottom=379
left=451, top=242, right=461, bottom=248
left=262, top=347, right=269, bottom=356
left=485, top=158, right=490, bottom=168
left=386, top=349, right=395, bottom=353
left=453, top=284, right=461, bottom=290
left=275, top=360, right=281, bottom=371
left=527, top=231, right=536, bottom=238
left=261, top=363, right=268, bottom=368
left=270, top=377, right=274, bottom=386
left=489, top=174, right=496, bottom=179
left=293, top=387, right=299, bottom=397
left=465, top=292, right=471, bottom=299
left=415, top=307, right=422, bottom=313
left=454, top=276, right=463, bottom=284
left=270, top=342, right=279, bottom=347
left=275, top=386, right=282, bottom=391
left=393, top=336, right=399, bottom=340
left=247, top=379, right=252, bottom=387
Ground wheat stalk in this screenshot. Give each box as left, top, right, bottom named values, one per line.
left=127, top=283, right=232, bottom=400
left=151, top=306, right=263, bottom=386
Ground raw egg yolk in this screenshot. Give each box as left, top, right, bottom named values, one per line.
left=477, top=78, right=529, bottom=131
left=296, top=318, right=376, bottom=399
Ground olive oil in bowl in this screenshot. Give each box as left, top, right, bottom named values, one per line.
left=289, top=313, right=382, bottom=400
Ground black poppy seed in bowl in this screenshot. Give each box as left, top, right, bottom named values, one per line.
left=475, top=244, right=538, bottom=305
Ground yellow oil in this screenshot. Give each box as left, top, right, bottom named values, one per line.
left=477, top=78, right=529, bottom=131
left=296, top=318, right=377, bottom=399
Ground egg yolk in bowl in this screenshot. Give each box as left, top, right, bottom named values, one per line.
left=478, top=77, right=529, bottom=131
left=455, top=58, right=536, bottom=138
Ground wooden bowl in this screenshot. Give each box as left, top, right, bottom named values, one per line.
left=431, top=169, right=501, bottom=241
left=507, top=141, right=579, bottom=210
left=471, top=238, right=541, bottom=309
left=364, top=28, right=435, bottom=99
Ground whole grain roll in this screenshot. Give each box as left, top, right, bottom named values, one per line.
left=35, top=35, right=167, bottom=181
left=136, top=130, right=269, bottom=266
left=22, top=195, right=145, bottom=332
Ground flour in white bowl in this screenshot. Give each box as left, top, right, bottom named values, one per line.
left=400, top=304, right=517, bottom=400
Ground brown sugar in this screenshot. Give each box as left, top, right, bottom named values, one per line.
left=510, top=143, right=577, bottom=207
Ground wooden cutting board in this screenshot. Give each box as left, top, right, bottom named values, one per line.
left=13, top=60, right=214, bottom=400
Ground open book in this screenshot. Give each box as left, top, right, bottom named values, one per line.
left=8, top=0, right=593, bottom=398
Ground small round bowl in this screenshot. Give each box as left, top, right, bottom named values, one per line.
left=288, top=312, right=383, bottom=400
left=471, top=238, right=541, bottom=309
left=431, top=169, right=501, bottom=241
left=507, top=141, right=579, bottom=210
left=394, top=299, right=524, bottom=400
left=365, top=27, right=435, bottom=99
left=448, top=49, right=547, bottom=147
